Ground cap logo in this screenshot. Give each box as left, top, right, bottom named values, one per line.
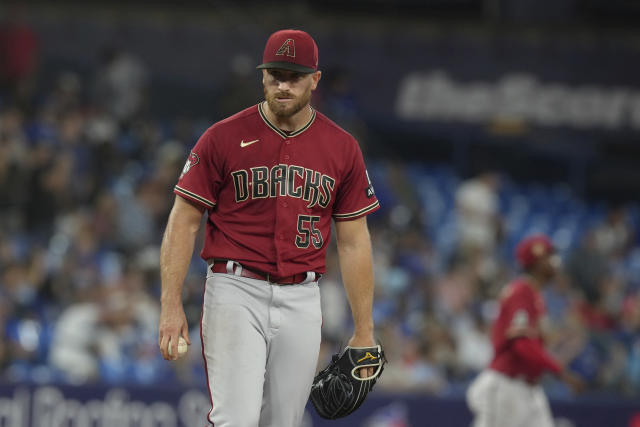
left=275, top=38, right=296, bottom=58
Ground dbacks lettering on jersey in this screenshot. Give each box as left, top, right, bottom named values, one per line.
left=231, top=164, right=336, bottom=208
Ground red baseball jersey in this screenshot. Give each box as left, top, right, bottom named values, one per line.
left=174, top=103, right=380, bottom=277
left=489, top=277, right=562, bottom=383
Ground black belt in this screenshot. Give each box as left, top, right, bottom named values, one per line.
left=208, top=259, right=320, bottom=285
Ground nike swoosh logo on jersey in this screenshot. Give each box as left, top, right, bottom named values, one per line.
left=240, top=139, right=259, bottom=148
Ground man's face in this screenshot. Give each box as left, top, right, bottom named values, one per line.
left=262, top=69, right=321, bottom=118
left=536, top=252, right=560, bottom=283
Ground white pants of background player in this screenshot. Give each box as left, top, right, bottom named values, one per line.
left=466, top=370, right=555, bottom=427
left=201, top=263, right=322, bottom=427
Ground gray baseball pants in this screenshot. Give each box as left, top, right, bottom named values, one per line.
left=466, top=370, right=554, bottom=427
left=201, top=261, right=322, bottom=427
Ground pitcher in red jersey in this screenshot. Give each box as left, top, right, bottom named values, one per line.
left=467, top=234, right=584, bottom=427
left=157, top=29, right=380, bottom=427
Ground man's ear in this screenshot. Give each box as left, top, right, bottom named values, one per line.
left=311, top=71, right=322, bottom=90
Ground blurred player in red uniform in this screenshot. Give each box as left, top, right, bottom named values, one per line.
left=467, top=234, right=583, bottom=427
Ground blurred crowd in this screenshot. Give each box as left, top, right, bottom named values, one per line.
left=365, top=170, right=640, bottom=398
left=1, top=16, right=640, bottom=400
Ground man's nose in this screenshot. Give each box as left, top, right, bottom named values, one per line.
left=277, top=80, right=291, bottom=91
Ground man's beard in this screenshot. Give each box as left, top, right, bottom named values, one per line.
left=264, top=88, right=312, bottom=118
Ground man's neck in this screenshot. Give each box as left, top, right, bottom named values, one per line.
left=262, top=101, right=312, bottom=132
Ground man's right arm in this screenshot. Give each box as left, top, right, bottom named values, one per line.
left=158, top=195, right=205, bottom=360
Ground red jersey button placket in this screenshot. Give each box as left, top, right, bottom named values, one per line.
left=273, top=137, right=292, bottom=272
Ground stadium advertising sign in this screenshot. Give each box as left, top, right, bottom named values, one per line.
left=1, top=383, right=639, bottom=427
left=29, top=16, right=640, bottom=134
left=396, top=70, right=640, bottom=131
left=0, top=385, right=210, bottom=427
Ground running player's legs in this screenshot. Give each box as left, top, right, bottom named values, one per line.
left=467, top=370, right=488, bottom=426
left=259, top=281, right=322, bottom=427
left=467, top=370, right=531, bottom=427
left=527, top=385, right=554, bottom=427
left=467, top=370, right=498, bottom=427
left=202, top=275, right=269, bottom=427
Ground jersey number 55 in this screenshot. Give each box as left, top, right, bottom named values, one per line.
left=296, top=215, right=323, bottom=249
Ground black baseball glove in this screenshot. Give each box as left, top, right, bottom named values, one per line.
left=309, top=344, right=386, bottom=419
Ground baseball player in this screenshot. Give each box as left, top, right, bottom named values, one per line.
left=158, top=29, right=380, bottom=427
left=466, top=234, right=584, bottom=427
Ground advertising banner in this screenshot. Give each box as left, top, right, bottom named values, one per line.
left=28, top=13, right=640, bottom=134
left=1, top=383, right=639, bottom=427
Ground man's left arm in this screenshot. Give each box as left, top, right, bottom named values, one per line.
left=335, top=217, right=376, bottom=355
left=310, top=215, right=385, bottom=417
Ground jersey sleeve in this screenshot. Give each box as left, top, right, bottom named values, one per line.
left=332, top=138, right=380, bottom=221
left=511, top=338, right=562, bottom=375
left=173, top=128, right=222, bottom=209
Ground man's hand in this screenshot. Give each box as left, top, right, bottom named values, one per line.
left=159, top=196, right=202, bottom=361
left=158, top=302, right=191, bottom=361
left=348, top=332, right=376, bottom=378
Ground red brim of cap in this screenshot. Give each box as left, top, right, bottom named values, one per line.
left=257, top=61, right=316, bottom=73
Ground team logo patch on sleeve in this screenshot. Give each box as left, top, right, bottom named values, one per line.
left=180, top=152, right=199, bottom=179
left=366, top=186, right=375, bottom=198
left=365, top=170, right=375, bottom=198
